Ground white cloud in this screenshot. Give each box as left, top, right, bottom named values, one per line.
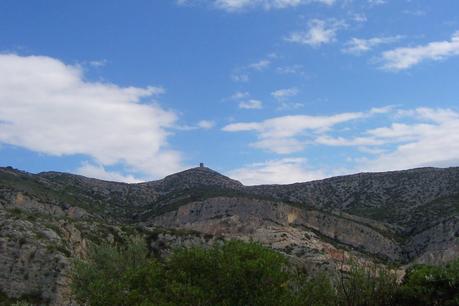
left=343, top=36, right=402, bottom=55
left=222, top=111, right=364, bottom=153
left=271, top=88, right=303, bottom=110
left=76, top=163, right=142, bottom=183
left=309, top=107, right=459, bottom=173
left=361, top=109, right=459, bottom=171
left=368, top=0, right=386, bottom=5
left=369, top=105, right=396, bottom=114
left=227, top=91, right=263, bottom=110
left=223, top=112, right=363, bottom=137
left=229, top=91, right=250, bottom=100
left=248, top=59, right=271, bottom=71
left=398, top=107, right=459, bottom=123
left=285, top=19, right=346, bottom=47
left=176, top=120, right=216, bottom=131
left=214, top=0, right=334, bottom=12
left=227, top=107, right=459, bottom=184
left=0, top=54, right=185, bottom=180
left=366, top=123, right=433, bottom=140
left=251, top=138, right=304, bottom=154
left=271, top=87, right=299, bottom=100
left=315, top=135, right=384, bottom=146
left=228, top=158, right=327, bottom=185
left=197, top=120, right=215, bottom=129
left=381, top=31, right=459, bottom=71
left=239, top=99, right=263, bottom=109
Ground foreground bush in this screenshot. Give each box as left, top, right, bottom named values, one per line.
left=72, top=238, right=459, bottom=306
left=72, top=239, right=294, bottom=306
left=71, top=237, right=164, bottom=305
left=395, top=259, right=459, bottom=306
left=163, top=240, right=294, bottom=305
left=345, top=261, right=399, bottom=306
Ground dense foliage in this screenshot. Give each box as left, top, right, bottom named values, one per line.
left=71, top=238, right=459, bottom=306
left=72, top=239, right=293, bottom=306
left=395, top=260, right=459, bottom=305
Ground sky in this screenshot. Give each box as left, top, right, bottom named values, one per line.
left=0, top=0, right=459, bottom=185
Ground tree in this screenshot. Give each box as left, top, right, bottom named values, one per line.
left=396, top=258, right=459, bottom=306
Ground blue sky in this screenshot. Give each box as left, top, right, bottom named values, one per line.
left=1, top=0, right=459, bottom=184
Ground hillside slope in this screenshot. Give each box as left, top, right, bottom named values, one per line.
left=0, top=166, right=458, bottom=304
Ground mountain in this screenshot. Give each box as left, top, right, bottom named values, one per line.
left=1, top=165, right=458, bottom=305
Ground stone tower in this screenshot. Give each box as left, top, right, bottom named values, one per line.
left=200, top=163, right=204, bottom=168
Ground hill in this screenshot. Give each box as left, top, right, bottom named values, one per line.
left=0, top=165, right=458, bottom=304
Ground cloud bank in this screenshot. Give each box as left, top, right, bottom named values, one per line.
left=228, top=158, right=327, bottom=185
left=225, top=107, right=459, bottom=185
left=223, top=111, right=364, bottom=154
left=0, top=54, right=184, bottom=180
left=381, top=31, right=459, bottom=70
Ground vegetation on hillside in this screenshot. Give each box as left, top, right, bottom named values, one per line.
left=71, top=238, right=459, bottom=306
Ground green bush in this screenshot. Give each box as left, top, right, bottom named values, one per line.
left=335, top=261, right=398, bottom=306
left=72, top=239, right=294, bottom=306
left=395, top=259, right=459, bottom=306
left=71, top=238, right=459, bottom=306
left=72, top=237, right=166, bottom=306
left=293, top=272, right=338, bottom=306
left=162, top=240, right=294, bottom=306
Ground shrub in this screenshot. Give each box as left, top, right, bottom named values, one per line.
left=335, top=261, right=398, bottom=306
left=71, top=237, right=459, bottom=306
left=72, top=237, right=166, bottom=306
left=72, top=238, right=294, bottom=306
left=294, top=272, right=338, bottom=306
left=162, top=240, right=293, bottom=306
left=395, top=258, right=459, bottom=306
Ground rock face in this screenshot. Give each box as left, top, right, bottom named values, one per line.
left=0, top=210, right=78, bottom=305
left=150, top=197, right=402, bottom=260
left=0, top=165, right=459, bottom=304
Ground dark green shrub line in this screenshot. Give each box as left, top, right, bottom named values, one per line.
left=71, top=238, right=459, bottom=306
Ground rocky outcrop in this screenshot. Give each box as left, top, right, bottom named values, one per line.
left=404, top=216, right=459, bottom=265
left=0, top=205, right=125, bottom=305
left=0, top=210, right=75, bottom=305
left=149, top=197, right=403, bottom=261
